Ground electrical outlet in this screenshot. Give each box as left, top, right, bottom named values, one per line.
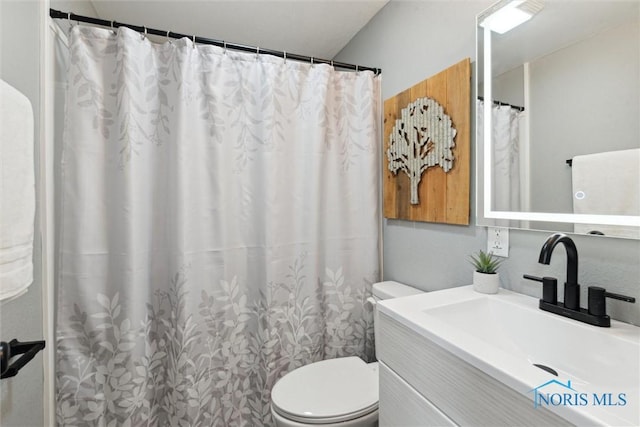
left=487, top=227, right=509, bottom=257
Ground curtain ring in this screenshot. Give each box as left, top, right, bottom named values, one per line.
left=283, top=51, right=287, bottom=64
left=356, top=65, right=359, bottom=74
left=330, top=60, right=334, bottom=68
left=311, top=57, right=314, bottom=67
left=192, top=35, right=196, bottom=49
left=256, top=47, right=260, bottom=60
left=141, top=26, right=147, bottom=40
left=110, top=20, right=116, bottom=35
left=67, top=12, right=77, bottom=32
left=166, top=30, right=172, bottom=44
left=223, top=41, right=227, bottom=54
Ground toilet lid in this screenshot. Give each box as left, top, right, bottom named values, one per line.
left=271, top=357, right=378, bottom=424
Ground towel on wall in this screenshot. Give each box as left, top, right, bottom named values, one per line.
left=0, top=79, right=35, bottom=301
left=572, top=148, right=640, bottom=239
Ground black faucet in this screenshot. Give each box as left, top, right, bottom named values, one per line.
left=538, top=233, right=580, bottom=310
left=524, top=233, right=636, bottom=327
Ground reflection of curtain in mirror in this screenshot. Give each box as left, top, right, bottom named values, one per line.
left=477, top=100, right=526, bottom=213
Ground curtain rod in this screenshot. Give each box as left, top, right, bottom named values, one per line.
left=49, top=8, right=381, bottom=75
left=477, top=96, right=524, bottom=112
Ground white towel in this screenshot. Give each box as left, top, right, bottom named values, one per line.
left=0, top=79, right=35, bottom=301
left=572, top=148, right=640, bottom=239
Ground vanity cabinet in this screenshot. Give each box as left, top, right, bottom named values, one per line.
left=377, top=311, right=571, bottom=427
left=379, top=361, right=456, bottom=426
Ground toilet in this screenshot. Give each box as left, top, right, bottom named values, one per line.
left=270, top=281, right=424, bottom=427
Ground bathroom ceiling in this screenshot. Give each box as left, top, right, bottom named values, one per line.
left=89, top=0, right=389, bottom=60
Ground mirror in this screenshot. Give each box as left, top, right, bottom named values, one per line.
left=476, top=0, right=640, bottom=238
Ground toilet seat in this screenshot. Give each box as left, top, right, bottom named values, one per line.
left=271, top=357, right=378, bottom=424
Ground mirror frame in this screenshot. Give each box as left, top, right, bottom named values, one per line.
left=476, top=12, right=640, bottom=232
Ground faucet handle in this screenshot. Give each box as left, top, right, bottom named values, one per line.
left=523, top=274, right=558, bottom=304
left=588, top=286, right=636, bottom=317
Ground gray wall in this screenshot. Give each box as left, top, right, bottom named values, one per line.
left=0, top=1, right=43, bottom=426
left=489, top=65, right=524, bottom=107
left=335, top=0, right=640, bottom=326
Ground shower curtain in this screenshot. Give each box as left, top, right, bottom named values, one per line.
left=56, top=25, right=380, bottom=426
left=477, top=100, right=525, bottom=213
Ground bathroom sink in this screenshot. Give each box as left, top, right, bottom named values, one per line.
left=378, top=286, right=640, bottom=426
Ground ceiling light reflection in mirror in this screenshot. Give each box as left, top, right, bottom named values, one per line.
left=480, top=0, right=544, bottom=34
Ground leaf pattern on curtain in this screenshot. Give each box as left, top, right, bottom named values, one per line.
left=57, top=26, right=380, bottom=426
left=476, top=100, right=523, bottom=212
left=57, top=258, right=375, bottom=426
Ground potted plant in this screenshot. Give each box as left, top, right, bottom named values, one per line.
left=469, top=250, right=502, bottom=294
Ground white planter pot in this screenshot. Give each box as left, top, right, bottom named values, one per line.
left=473, top=271, right=500, bottom=294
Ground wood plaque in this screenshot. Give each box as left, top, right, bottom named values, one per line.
left=383, top=58, right=470, bottom=225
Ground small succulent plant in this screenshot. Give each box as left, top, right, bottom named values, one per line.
left=469, top=250, right=502, bottom=274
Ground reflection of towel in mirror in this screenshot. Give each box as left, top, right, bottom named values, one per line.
left=0, top=79, right=35, bottom=301
left=572, top=148, right=640, bottom=239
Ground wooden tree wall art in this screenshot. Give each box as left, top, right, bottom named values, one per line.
left=387, top=98, right=456, bottom=204
left=384, top=58, right=470, bottom=224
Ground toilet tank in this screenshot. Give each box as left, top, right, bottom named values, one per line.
left=370, top=281, right=424, bottom=357
left=372, top=281, right=424, bottom=300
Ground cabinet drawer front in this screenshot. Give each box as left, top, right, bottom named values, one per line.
left=380, top=361, right=457, bottom=427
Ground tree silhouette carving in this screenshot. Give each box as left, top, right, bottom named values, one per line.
left=387, top=97, right=457, bottom=204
